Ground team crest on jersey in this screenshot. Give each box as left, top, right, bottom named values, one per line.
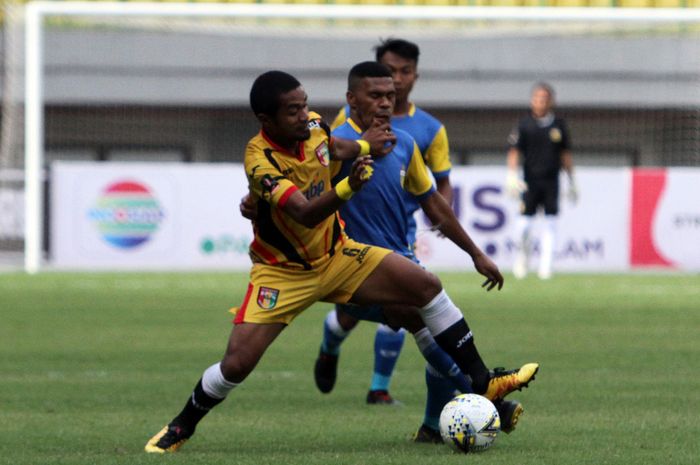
left=315, top=141, right=330, bottom=167
left=257, top=286, right=280, bottom=309
left=549, top=128, right=562, bottom=143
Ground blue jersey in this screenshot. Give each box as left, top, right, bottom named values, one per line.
left=331, top=118, right=435, bottom=259
left=333, top=104, right=451, bottom=246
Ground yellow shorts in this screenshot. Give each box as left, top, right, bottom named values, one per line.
left=234, top=238, right=392, bottom=325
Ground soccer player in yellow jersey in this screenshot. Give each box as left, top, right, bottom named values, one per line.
left=145, top=70, right=536, bottom=454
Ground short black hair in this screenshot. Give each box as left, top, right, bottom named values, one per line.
left=374, top=38, right=420, bottom=64
left=348, top=61, right=392, bottom=91
left=249, top=70, right=301, bottom=116
left=532, top=81, right=555, bottom=99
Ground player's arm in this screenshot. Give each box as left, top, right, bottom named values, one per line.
left=330, top=119, right=396, bottom=160
left=419, top=192, right=503, bottom=291
left=435, top=177, right=453, bottom=207
left=281, top=155, right=373, bottom=228
left=404, top=141, right=502, bottom=290
left=559, top=121, right=577, bottom=203
left=425, top=126, right=453, bottom=206
left=506, top=146, right=526, bottom=198
left=561, top=149, right=578, bottom=203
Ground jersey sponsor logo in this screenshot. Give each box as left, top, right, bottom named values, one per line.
left=304, top=179, right=325, bottom=200
left=342, top=246, right=371, bottom=264
left=260, top=174, right=280, bottom=197
left=315, top=141, right=330, bottom=167
left=549, top=128, right=562, bottom=143
left=257, top=286, right=280, bottom=309
left=455, top=330, right=473, bottom=348
left=308, top=119, right=321, bottom=130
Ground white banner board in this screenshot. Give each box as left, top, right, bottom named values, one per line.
left=414, top=167, right=630, bottom=272
left=50, top=162, right=700, bottom=272
left=51, top=162, right=251, bottom=270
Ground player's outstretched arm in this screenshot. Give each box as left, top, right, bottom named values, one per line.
left=419, top=192, right=504, bottom=290
left=281, top=156, right=374, bottom=228
left=331, top=119, right=396, bottom=160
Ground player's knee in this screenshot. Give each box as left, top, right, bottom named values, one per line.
left=220, top=354, right=255, bottom=384
left=416, top=271, right=442, bottom=305
left=336, top=309, right=360, bottom=331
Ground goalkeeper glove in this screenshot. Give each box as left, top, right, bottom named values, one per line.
left=506, top=170, right=527, bottom=199
left=567, top=177, right=579, bottom=205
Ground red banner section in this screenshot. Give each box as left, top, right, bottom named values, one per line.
left=630, top=169, right=674, bottom=268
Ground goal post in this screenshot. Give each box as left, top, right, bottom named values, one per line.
left=15, top=1, right=700, bottom=273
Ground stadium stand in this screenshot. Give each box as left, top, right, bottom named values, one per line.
left=2, top=0, right=700, bottom=9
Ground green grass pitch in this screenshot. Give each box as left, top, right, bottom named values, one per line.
left=1, top=271, right=698, bottom=465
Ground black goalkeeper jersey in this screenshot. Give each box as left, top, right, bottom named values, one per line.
left=508, top=113, right=570, bottom=182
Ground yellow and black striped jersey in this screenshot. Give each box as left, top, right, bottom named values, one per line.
left=244, top=112, right=345, bottom=269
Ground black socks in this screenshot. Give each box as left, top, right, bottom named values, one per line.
left=433, top=319, right=490, bottom=394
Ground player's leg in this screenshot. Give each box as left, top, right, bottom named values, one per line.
left=366, top=324, right=406, bottom=405
left=314, top=306, right=359, bottom=393
left=401, top=318, right=527, bottom=439
left=538, top=181, right=560, bottom=280
left=513, top=186, right=538, bottom=279
left=146, top=264, right=316, bottom=454
left=353, top=253, right=538, bottom=399
left=145, top=322, right=285, bottom=453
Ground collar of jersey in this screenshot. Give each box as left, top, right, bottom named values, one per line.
left=346, top=117, right=363, bottom=135
left=392, top=102, right=416, bottom=120
left=261, top=129, right=305, bottom=161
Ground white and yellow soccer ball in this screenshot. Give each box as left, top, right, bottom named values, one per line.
left=439, top=393, right=500, bottom=453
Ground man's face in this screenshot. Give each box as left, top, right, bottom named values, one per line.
left=379, top=51, right=418, bottom=105
left=264, top=86, right=311, bottom=143
left=348, top=76, right=395, bottom=130
left=530, top=87, right=553, bottom=118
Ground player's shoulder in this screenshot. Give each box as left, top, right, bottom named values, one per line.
left=411, top=105, right=443, bottom=129
left=308, top=111, right=331, bottom=138
left=392, top=127, right=419, bottom=153
left=331, top=120, right=359, bottom=139
left=553, top=115, right=569, bottom=127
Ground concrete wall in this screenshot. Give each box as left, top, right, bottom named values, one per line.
left=34, top=29, right=700, bottom=108
left=3, top=27, right=700, bottom=167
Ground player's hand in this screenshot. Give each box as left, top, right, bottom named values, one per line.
left=567, top=181, right=579, bottom=205
left=473, top=253, right=504, bottom=291
left=348, top=155, right=374, bottom=192
left=362, top=119, right=396, bottom=158
left=239, top=194, right=257, bottom=220
left=505, top=170, right=527, bottom=200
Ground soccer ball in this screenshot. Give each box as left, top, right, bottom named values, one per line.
left=439, top=393, right=500, bottom=453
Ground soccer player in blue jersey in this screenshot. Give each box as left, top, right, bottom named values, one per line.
left=315, top=61, right=530, bottom=443
left=323, top=38, right=455, bottom=408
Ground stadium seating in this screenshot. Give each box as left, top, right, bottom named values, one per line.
left=2, top=0, right=700, bottom=8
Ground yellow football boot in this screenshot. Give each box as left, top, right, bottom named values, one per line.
left=484, top=363, right=539, bottom=401
left=145, top=424, right=191, bottom=454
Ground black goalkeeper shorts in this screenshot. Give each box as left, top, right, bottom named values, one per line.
left=521, top=178, right=559, bottom=216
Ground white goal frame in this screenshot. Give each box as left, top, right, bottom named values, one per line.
left=22, top=1, right=700, bottom=273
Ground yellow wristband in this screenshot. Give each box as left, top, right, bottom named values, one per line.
left=357, top=139, right=370, bottom=156
left=334, top=177, right=355, bottom=200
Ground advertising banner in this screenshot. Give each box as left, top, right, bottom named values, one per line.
left=414, top=167, right=630, bottom=272
left=51, top=162, right=700, bottom=272
left=51, top=162, right=252, bottom=270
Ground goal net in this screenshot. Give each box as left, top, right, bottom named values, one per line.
left=2, top=2, right=699, bottom=272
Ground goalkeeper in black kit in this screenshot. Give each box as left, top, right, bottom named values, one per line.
left=506, top=82, right=577, bottom=280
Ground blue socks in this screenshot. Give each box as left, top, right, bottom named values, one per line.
left=320, top=309, right=350, bottom=356
left=423, top=366, right=458, bottom=430
left=369, top=324, right=406, bottom=391
left=413, top=327, right=474, bottom=429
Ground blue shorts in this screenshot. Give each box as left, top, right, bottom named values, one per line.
left=337, top=303, right=387, bottom=324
